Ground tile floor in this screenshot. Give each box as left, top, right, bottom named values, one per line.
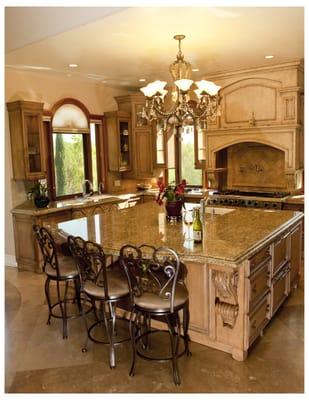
left=5, top=266, right=304, bottom=393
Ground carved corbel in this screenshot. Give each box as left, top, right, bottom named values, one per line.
left=212, top=270, right=239, bottom=328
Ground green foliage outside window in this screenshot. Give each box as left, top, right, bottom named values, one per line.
left=53, top=133, right=85, bottom=196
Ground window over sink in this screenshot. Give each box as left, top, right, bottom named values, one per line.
left=47, top=99, right=104, bottom=200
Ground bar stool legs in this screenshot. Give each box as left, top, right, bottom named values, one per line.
left=44, top=276, right=82, bottom=339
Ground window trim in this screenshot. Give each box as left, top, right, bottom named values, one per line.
left=45, top=99, right=106, bottom=201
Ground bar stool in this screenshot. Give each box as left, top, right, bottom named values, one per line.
left=33, top=225, right=82, bottom=339
left=119, top=244, right=191, bottom=385
left=68, top=235, right=130, bottom=369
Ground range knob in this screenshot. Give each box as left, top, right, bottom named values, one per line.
left=254, top=201, right=259, bottom=207
left=272, top=203, right=278, bottom=208
left=228, top=199, right=234, bottom=205
left=223, top=199, right=228, bottom=204
left=212, top=199, right=217, bottom=204
left=240, top=200, right=246, bottom=206
left=220, top=199, right=224, bottom=204
left=264, top=202, right=269, bottom=208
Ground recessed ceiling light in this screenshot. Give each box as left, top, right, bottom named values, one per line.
left=139, top=78, right=146, bottom=82
left=192, top=68, right=199, bottom=72
left=264, top=55, right=274, bottom=59
left=68, top=63, right=78, bottom=68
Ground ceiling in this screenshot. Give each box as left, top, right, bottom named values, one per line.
left=5, top=7, right=304, bottom=90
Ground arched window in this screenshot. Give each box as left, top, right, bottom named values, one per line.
left=47, top=99, right=104, bottom=200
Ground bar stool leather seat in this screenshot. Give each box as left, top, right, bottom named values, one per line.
left=45, top=256, right=79, bottom=279
left=134, top=284, right=188, bottom=313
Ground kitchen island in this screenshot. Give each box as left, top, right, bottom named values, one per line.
left=55, top=202, right=303, bottom=361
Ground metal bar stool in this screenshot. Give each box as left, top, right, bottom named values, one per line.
left=119, top=244, right=191, bottom=386
left=68, top=235, right=131, bottom=369
left=33, top=225, right=83, bottom=339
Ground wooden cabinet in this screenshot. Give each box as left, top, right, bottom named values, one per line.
left=12, top=209, right=72, bottom=273
left=7, top=101, right=46, bottom=180
left=115, top=94, right=155, bottom=178
left=105, top=111, right=132, bottom=172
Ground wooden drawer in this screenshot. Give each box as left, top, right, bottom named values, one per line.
left=248, top=246, right=271, bottom=275
left=248, top=295, right=270, bottom=345
left=272, top=234, right=289, bottom=275
left=249, top=261, right=270, bottom=310
left=271, top=263, right=290, bottom=315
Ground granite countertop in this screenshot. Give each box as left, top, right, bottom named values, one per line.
left=55, top=202, right=303, bottom=265
left=11, top=193, right=142, bottom=216
left=284, top=194, right=304, bottom=205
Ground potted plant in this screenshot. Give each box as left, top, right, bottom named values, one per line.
left=156, top=178, right=186, bottom=220
left=28, top=182, right=50, bottom=208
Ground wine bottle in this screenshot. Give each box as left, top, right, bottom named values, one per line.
left=193, top=207, right=203, bottom=243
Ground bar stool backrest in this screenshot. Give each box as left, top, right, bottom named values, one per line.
left=33, top=225, right=60, bottom=276
left=68, top=236, right=109, bottom=297
left=119, top=244, right=184, bottom=313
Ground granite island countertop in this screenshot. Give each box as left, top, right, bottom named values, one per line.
left=55, top=202, right=303, bottom=266
left=11, top=193, right=142, bottom=216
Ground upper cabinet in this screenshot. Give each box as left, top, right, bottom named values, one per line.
left=116, top=94, right=158, bottom=178
left=207, top=60, right=304, bottom=130
left=105, top=111, right=132, bottom=172
left=7, top=100, right=46, bottom=180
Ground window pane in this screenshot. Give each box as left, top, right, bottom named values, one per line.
left=180, top=126, right=202, bottom=186
left=53, top=133, right=85, bottom=196
left=90, top=123, right=98, bottom=191
left=168, top=168, right=176, bottom=184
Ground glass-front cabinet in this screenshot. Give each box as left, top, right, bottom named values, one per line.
left=105, top=111, right=131, bottom=172
left=7, top=101, right=46, bottom=180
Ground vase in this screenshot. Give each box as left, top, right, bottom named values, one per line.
left=165, top=200, right=183, bottom=221
left=34, top=196, right=50, bottom=208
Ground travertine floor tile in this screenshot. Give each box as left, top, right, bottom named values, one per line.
left=5, top=266, right=304, bottom=393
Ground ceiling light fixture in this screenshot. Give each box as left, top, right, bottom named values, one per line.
left=68, top=63, right=78, bottom=68
left=192, top=68, right=199, bottom=72
left=139, top=78, right=146, bottom=82
left=264, top=55, right=274, bottom=59
left=139, top=35, right=221, bottom=130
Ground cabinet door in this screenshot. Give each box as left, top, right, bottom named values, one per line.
left=119, top=119, right=131, bottom=171
left=23, top=111, right=46, bottom=179
left=135, top=129, right=153, bottom=177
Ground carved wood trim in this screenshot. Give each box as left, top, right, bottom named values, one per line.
left=212, top=270, right=239, bottom=328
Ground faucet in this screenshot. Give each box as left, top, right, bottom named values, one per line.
left=82, top=179, right=94, bottom=197
left=98, top=182, right=105, bottom=194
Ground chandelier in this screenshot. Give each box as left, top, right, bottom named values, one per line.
left=139, top=34, right=221, bottom=130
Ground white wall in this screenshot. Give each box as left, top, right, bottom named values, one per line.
left=5, top=67, right=129, bottom=264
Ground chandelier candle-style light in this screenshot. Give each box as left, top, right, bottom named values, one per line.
left=140, top=34, right=221, bottom=130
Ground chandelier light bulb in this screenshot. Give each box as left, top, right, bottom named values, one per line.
left=195, top=80, right=221, bottom=96
left=140, top=80, right=167, bottom=98
left=175, top=79, right=194, bottom=92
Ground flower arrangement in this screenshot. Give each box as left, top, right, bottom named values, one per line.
left=156, top=178, right=187, bottom=206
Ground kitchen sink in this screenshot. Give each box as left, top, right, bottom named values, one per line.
left=204, top=207, right=235, bottom=215
left=60, top=194, right=117, bottom=206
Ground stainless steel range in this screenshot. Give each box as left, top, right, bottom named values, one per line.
left=206, top=190, right=290, bottom=210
